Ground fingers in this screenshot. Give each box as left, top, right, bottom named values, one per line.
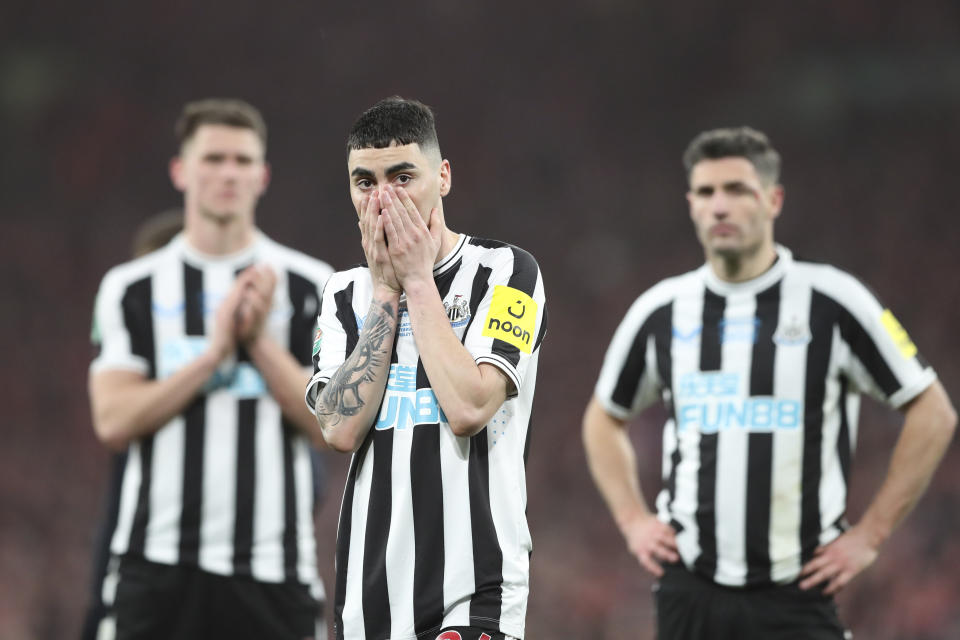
left=393, top=186, right=427, bottom=231
left=637, top=552, right=664, bottom=578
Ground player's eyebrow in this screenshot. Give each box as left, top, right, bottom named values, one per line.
left=351, top=167, right=375, bottom=178
left=385, top=162, right=416, bottom=175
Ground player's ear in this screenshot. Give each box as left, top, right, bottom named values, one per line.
left=769, top=184, right=784, bottom=220
left=169, top=156, right=186, bottom=192
left=439, top=159, right=451, bottom=197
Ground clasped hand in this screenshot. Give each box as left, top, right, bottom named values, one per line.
left=359, top=184, right=441, bottom=295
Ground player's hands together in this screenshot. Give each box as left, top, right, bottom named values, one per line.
left=359, top=192, right=401, bottom=296
left=799, top=524, right=879, bottom=595
left=210, top=271, right=251, bottom=361
left=379, top=185, right=441, bottom=289
left=236, top=264, right=276, bottom=344
left=623, top=512, right=680, bottom=578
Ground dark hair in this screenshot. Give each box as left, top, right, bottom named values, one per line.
left=131, top=209, right=183, bottom=257
left=682, top=127, right=781, bottom=184
left=346, top=96, right=440, bottom=155
left=175, top=98, right=267, bottom=149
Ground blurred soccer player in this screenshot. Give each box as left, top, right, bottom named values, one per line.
left=583, top=127, right=956, bottom=639
left=88, top=99, right=333, bottom=639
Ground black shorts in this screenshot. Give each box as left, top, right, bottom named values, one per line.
left=109, top=555, right=322, bottom=640
left=655, top=563, right=849, bottom=640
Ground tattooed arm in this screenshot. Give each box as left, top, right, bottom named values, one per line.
left=314, top=292, right=399, bottom=452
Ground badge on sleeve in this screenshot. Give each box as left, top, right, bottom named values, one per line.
left=312, top=325, right=323, bottom=357
left=482, top=285, right=537, bottom=354
left=880, top=309, right=917, bottom=359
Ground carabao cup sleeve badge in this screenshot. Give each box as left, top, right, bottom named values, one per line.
left=481, top=285, right=537, bottom=354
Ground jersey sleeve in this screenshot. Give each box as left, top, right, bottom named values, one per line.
left=463, top=247, right=547, bottom=398
left=830, top=273, right=936, bottom=409
left=304, top=274, right=355, bottom=413
left=89, top=268, right=151, bottom=376
left=594, top=292, right=670, bottom=420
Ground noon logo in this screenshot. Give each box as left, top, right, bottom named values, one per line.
left=482, top=285, right=537, bottom=354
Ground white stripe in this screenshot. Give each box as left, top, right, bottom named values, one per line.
left=712, top=291, right=756, bottom=586
left=342, top=449, right=372, bottom=640
left=769, top=273, right=810, bottom=582
left=386, top=428, right=416, bottom=638
left=252, top=398, right=284, bottom=582
left=668, top=279, right=705, bottom=567
left=818, top=326, right=849, bottom=545
left=439, top=425, right=473, bottom=629
left=142, top=259, right=187, bottom=565
left=110, top=443, right=141, bottom=555
left=199, top=392, right=238, bottom=574
left=144, top=416, right=184, bottom=564
left=294, top=435, right=318, bottom=584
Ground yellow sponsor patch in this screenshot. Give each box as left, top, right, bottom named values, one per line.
left=881, top=309, right=917, bottom=359
left=482, top=285, right=537, bottom=354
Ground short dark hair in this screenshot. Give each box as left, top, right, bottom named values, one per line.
left=682, top=127, right=781, bottom=184
left=175, top=98, right=267, bottom=149
left=347, top=96, right=440, bottom=155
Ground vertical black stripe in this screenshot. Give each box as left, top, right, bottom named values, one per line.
left=122, top=276, right=156, bottom=378
left=801, top=291, right=834, bottom=563
left=837, top=377, right=852, bottom=488
left=122, top=276, right=155, bottom=555
left=745, top=283, right=780, bottom=584
left=232, top=398, right=257, bottom=574
left=127, top=437, right=154, bottom=555
left=281, top=420, right=299, bottom=581
left=459, top=266, right=492, bottom=343
left=179, top=263, right=206, bottom=565
left=334, top=445, right=365, bottom=640
left=411, top=361, right=445, bottom=635
left=334, top=282, right=360, bottom=355
left=837, top=305, right=901, bottom=397
left=469, top=428, right=504, bottom=626
left=288, top=271, right=320, bottom=366
left=490, top=247, right=541, bottom=368
left=694, top=289, right=724, bottom=578
left=362, top=430, right=394, bottom=638
left=610, top=303, right=671, bottom=411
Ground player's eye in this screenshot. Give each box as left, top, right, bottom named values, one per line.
left=395, top=174, right=412, bottom=185
left=356, top=179, right=372, bottom=189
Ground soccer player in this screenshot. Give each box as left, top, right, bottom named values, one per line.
left=582, top=127, right=957, bottom=639
left=88, top=99, right=333, bottom=639
left=305, top=97, right=547, bottom=640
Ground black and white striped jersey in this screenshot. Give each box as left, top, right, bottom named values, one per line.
left=594, top=244, right=936, bottom=588
left=90, top=231, right=333, bottom=586
left=305, top=234, right=547, bottom=640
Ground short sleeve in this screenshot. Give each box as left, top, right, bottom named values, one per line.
left=305, top=275, right=356, bottom=412
left=89, top=269, right=151, bottom=376
left=463, top=247, right=547, bottom=398
left=594, top=293, right=671, bottom=420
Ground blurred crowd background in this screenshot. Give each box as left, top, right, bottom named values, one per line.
left=2, top=1, right=959, bottom=638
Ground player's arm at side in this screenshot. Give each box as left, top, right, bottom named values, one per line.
left=801, top=380, right=956, bottom=593
left=90, top=354, right=223, bottom=451
left=857, top=380, right=956, bottom=545
left=403, top=278, right=509, bottom=438
left=313, top=291, right=400, bottom=453
left=582, top=395, right=678, bottom=577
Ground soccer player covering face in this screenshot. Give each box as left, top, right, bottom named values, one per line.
left=306, top=97, right=547, bottom=640
left=582, top=127, right=956, bottom=639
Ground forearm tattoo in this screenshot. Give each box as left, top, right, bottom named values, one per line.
left=316, top=301, right=396, bottom=429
